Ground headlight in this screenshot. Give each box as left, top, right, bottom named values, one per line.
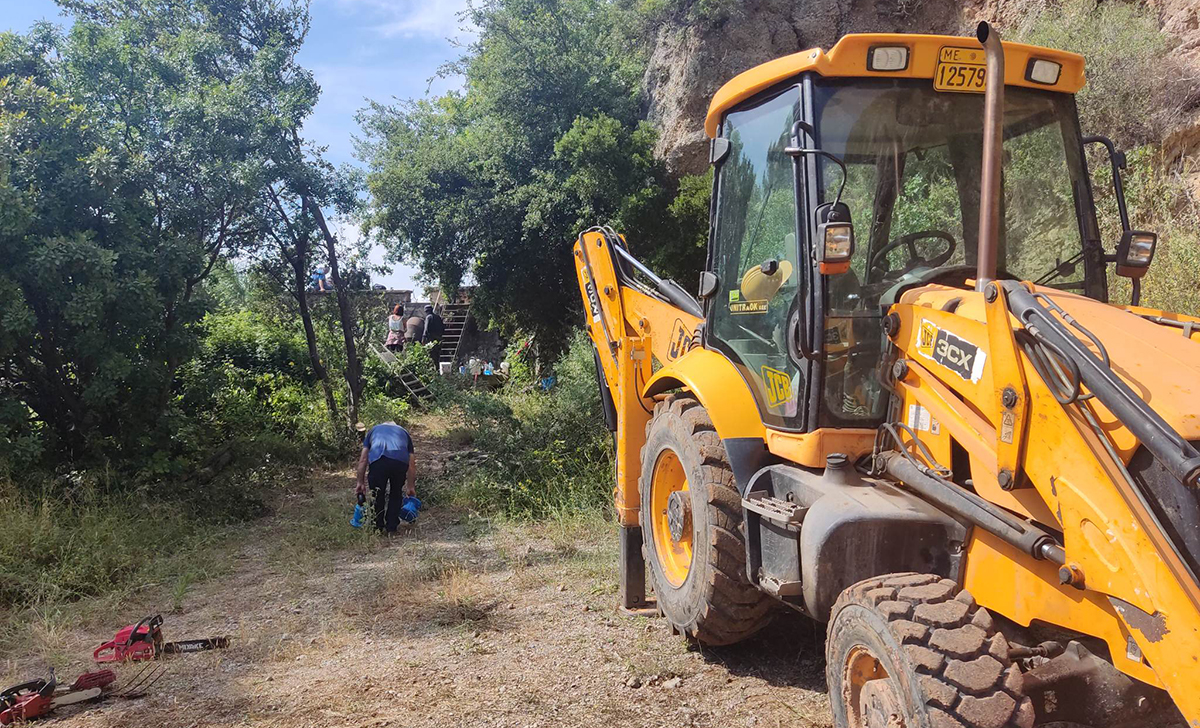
left=822, top=224, right=855, bottom=262
left=868, top=46, right=909, bottom=72
left=1026, top=59, right=1062, bottom=85
left=814, top=202, right=855, bottom=275
left=1125, top=232, right=1156, bottom=265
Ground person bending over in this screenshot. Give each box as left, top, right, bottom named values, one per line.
left=355, top=419, right=416, bottom=534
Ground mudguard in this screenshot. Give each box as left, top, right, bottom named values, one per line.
left=643, top=347, right=773, bottom=491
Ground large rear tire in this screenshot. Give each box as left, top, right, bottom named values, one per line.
left=827, top=573, right=1034, bottom=728
left=639, top=394, right=770, bottom=646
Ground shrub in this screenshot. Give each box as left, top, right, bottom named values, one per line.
left=1015, top=0, right=1195, bottom=148
left=444, top=333, right=613, bottom=518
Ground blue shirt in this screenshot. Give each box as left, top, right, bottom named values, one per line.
left=363, top=423, right=413, bottom=464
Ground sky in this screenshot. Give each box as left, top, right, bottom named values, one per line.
left=0, top=0, right=473, bottom=291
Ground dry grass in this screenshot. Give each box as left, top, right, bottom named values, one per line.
left=0, top=442, right=833, bottom=728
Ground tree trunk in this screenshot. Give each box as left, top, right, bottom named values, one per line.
left=306, top=198, right=363, bottom=432
left=291, top=255, right=341, bottom=433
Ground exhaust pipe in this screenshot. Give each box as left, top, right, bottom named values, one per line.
left=976, top=21, right=1004, bottom=291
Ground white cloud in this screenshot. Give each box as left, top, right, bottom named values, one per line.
left=328, top=0, right=476, bottom=41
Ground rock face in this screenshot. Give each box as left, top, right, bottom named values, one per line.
left=644, top=0, right=1200, bottom=177
left=1156, top=0, right=1200, bottom=173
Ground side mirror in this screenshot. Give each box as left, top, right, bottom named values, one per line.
left=815, top=202, right=854, bottom=275
left=1115, top=230, right=1157, bottom=278
left=1083, top=135, right=1155, bottom=303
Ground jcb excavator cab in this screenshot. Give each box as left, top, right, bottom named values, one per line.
left=574, top=23, right=1200, bottom=728
left=705, top=36, right=1112, bottom=436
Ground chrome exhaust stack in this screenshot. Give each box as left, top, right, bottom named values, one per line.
left=976, top=21, right=1004, bottom=291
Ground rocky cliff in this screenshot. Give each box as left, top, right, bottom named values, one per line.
left=643, top=0, right=1200, bottom=177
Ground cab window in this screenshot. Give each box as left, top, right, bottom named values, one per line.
left=709, top=88, right=805, bottom=429
left=811, top=77, right=1099, bottom=426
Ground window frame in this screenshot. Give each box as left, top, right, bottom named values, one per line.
left=703, top=82, right=814, bottom=433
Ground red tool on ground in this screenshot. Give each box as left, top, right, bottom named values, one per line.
left=0, top=670, right=115, bottom=725
left=93, top=614, right=229, bottom=663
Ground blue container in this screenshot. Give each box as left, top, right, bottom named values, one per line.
left=350, top=492, right=366, bottom=528
left=399, top=496, right=422, bottom=523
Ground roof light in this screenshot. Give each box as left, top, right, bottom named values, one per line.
left=868, top=46, right=909, bottom=72
left=1026, top=59, right=1062, bottom=85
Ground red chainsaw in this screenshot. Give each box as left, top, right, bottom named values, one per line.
left=93, top=614, right=229, bottom=663
left=0, top=669, right=115, bottom=725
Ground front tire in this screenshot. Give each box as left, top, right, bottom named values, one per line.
left=639, top=394, right=770, bottom=646
left=826, top=573, right=1034, bottom=728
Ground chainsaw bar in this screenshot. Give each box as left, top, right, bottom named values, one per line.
left=162, top=636, right=229, bottom=654
left=0, top=669, right=114, bottom=725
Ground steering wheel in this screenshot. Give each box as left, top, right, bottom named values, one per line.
left=868, top=230, right=957, bottom=279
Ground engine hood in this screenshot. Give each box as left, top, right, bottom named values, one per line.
left=1035, top=289, right=1200, bottom=453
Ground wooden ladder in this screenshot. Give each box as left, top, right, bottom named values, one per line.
left=369, top=343, right=432, bottom=403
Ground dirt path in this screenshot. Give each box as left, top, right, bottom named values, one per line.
left=7, top=458, right=833, bottom=727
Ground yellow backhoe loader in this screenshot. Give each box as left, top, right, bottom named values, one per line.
left=574, top=22, right=1200, bottom=728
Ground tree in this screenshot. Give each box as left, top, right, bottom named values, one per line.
left=0, top=0, right=328, bottom=460
left=358, top=0, right=707, bottom=356
left=257, top=183, right=341, bottom=433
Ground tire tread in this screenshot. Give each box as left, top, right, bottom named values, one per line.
left=830, top=573, right=1033, bottom=728
left=643, top=394, right=769, bottom=646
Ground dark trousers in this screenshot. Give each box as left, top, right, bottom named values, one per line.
left=428, top=340, right=442, bottom=365
left=367, top=456, right=409, bottom=532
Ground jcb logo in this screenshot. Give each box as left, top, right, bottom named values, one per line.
left=917, top=321, right=937, bottom=357
left=667, top=319, right=692, bottom=361
left=761, top=366, right=793, bottom=409
left=916, top=319, right=987, bottom=383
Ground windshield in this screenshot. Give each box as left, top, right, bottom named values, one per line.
left=814, top=78, right=1101, bottom=298
left=810, top=78, right=1101, bottom=427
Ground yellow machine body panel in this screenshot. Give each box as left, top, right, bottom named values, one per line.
left=574, top=230, right=765, bottom=525
left=890, top=283, right=1200, bottom=717
left=705, top=33, right=1085, bottom=138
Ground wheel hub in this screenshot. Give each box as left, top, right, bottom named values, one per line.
left=859, top=680, right=906, bottom=728
left=666, top=490, right=691, bottom=543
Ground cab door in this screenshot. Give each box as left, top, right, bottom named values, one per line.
left=706, top=86, right=809, bottom=431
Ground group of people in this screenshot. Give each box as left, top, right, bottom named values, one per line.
left=386, top=304, right=445, bottom=363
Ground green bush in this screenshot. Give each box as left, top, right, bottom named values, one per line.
left=444, top=333, right=612, bottom=518
left=1103, top=149, right=1200, bottom=313
left=1016, top=0, right=1193, bottom=148
left=0, top=447, right=298, bottom=610
left=198, top=310, right=314, bottom=382
left=1015, top=1, right=1200, bottom=315
left=359, top=396, right=413, bottom=429
left=177, top=309, right=340, bottom=456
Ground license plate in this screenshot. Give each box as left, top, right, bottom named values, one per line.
left=934, top=46, right=987, bottom=93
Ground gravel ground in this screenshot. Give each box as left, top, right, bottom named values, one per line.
left=4, top=461, right=832, bottom=728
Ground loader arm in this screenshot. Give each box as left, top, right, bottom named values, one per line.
left=573, top=229, right=702, bottom=527
left=884, top=278, right=1200, bottom=716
